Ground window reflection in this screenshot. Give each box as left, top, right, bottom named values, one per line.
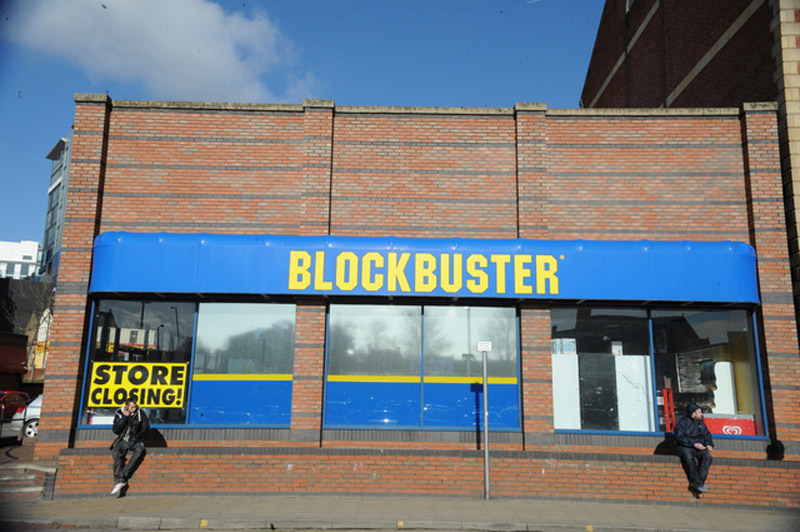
left=195, top=303, right=295, bottom=374
left=326, top=304, right=521, bottom=430
left=91, top=301, right=194, bottom=363
left=424, top=307, right=517, bottom=377
left=328, top=305, right=421, bottom=376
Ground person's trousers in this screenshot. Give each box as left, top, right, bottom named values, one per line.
left=675, top=445, right=712, bottom=487
left=112, top=440, right=146, bottom=483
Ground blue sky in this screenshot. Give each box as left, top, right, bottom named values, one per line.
left=0, top=0, right=604, bottom=244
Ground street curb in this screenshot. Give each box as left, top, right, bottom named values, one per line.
left=0, top=517, right=740, bottom=532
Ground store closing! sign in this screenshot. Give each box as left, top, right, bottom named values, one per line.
left=88, top=362, right=187, bottom=408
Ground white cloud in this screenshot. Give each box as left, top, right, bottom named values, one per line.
left=1, top=0, right=320, bottom=103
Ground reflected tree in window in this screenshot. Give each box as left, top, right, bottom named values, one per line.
left=194, top=303, right=295, bottom=375
left=328, top=305, right=421, bottom=376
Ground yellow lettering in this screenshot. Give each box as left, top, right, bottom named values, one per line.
left=336, top=252, right=358, bottom=291
left=288, top=251, right=311, bottom=290
left=313, top=251, right=332, bottom=290
left=490, top=254, right=511, bottom=294
left=415, top=253, right=437, bottom=292
left=440, top=253, right=463, bottom=293
left=387, top=252, right=411, bottom=292
left=466, top=254, right=489, bottom=293
left=514, top=254, right=533, bottom=295
left=536, top=255, right=559, bottom=295
left=362, top=252, right=384, bottom=291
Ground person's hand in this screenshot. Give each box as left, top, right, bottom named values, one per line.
left=706, top=445, right=713, bottom=452
left=694, top=443, right=706, bottom=450
left=122, top=406, right=131, bottom=416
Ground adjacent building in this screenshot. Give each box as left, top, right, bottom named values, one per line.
left=0, top=240, right=40, bottom=280
left=41, top=135, right=71, bottom=277
left=581, top=0, right=800, bottom=331
left=32, top=94, right=799, bottom=508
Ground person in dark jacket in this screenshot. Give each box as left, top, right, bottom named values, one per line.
left=674, top=402, right=714, bottom=494
left=110, top=397, right=149, bottom=496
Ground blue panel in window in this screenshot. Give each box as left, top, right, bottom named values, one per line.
left=190, top=380, right=292, bottom=425
left=325, top=382, right=421, bottom=427
left=423, top=383, right=520, bottom=429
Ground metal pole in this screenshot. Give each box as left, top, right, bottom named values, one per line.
left=482, top=348, right=490, bottom=500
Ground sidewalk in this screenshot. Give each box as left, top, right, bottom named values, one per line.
left=1, top=492, right=798, bottom=532
left=1, top=440, right=798, bottom=532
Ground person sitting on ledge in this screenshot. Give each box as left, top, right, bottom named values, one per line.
left=674, top=402, right=714, bottom=495
left=110, top=397, right=149, bottom=497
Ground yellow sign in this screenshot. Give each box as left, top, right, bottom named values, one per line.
left=88, top=362, right=187, bottom=408
left=288, top=250, right=560, bottom=296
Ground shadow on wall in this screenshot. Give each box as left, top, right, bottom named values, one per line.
left=654, top=433, right=786, bottom=461
left=767, top=439, right=784, bottom=460
left=144, top=428, right=168, bottom=448
left=653, top=433, right=677, bottom=456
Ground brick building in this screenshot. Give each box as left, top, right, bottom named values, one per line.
left=581, top=0, right=800, bottom=336
left=34, top=93, right=799, bottom=507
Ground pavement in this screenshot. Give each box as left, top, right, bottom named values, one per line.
left=1, top=438, right=798, bottom=532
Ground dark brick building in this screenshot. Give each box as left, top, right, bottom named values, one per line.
left=34, top=94, right=799, bottom=508
left=581, top=0, right=800, bottom=340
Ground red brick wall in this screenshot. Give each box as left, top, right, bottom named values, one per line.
left=330, top=109, right=518, bottom=239
left=290, top=301, right=326, bottom=442
left=741, top=104, right=800, bottom=445
left=35, top=96, right=112, bottom=462
left=98, top=104, right=308, bottom=235
left=542, top=111, right=749, bottom=239
left=39, top=95, right=800, bottom=507
left=519, top=305, right=552, bottom=441
left=55, top=449, right=800, bottom=507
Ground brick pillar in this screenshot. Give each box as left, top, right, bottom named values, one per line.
left=741, top=102, right=800, bottom=454
left=515, top=103, right=549, bottom=239
left=299, top=99, right=334, bottom=236
left=290, top=300, right=327, bottom=445
left=769, top=0, right=800, bottom=339
left=519, top=304, right=553, bottom=450
left=35, top=94, right=111, bottom=462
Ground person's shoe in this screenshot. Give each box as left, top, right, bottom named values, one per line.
left=111, top=482, right=126, bottom=495
left=696, top=484, right=707, bottom=493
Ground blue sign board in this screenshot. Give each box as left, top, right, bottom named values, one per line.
left=89, top=232, right=759, bottom=303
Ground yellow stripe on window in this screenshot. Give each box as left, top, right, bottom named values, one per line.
left=423, top=376, right=518, bottom=385
left=326, top=375, right=421, bottom=383
left=192, top=373, right=293, bottom=381
left=325, top=375, right=517, bottom=385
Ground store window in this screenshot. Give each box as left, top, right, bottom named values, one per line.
left=652, top=309, right=763, bottom=436
left=325, top=304, right=520, bottom=430
left=82, top=300, right=195, bottom=425
left=423, top=307, right=519, bottom=428
left=326, top=305, right=422, bottom=426
left=192, top=303, right=295, bottom=425
left=551, top=306, right=764, bottom=436
left=551, top=308, right=655, bottom=432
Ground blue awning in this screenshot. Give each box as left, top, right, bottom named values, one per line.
left=89, top=232, right=760, bottom=304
